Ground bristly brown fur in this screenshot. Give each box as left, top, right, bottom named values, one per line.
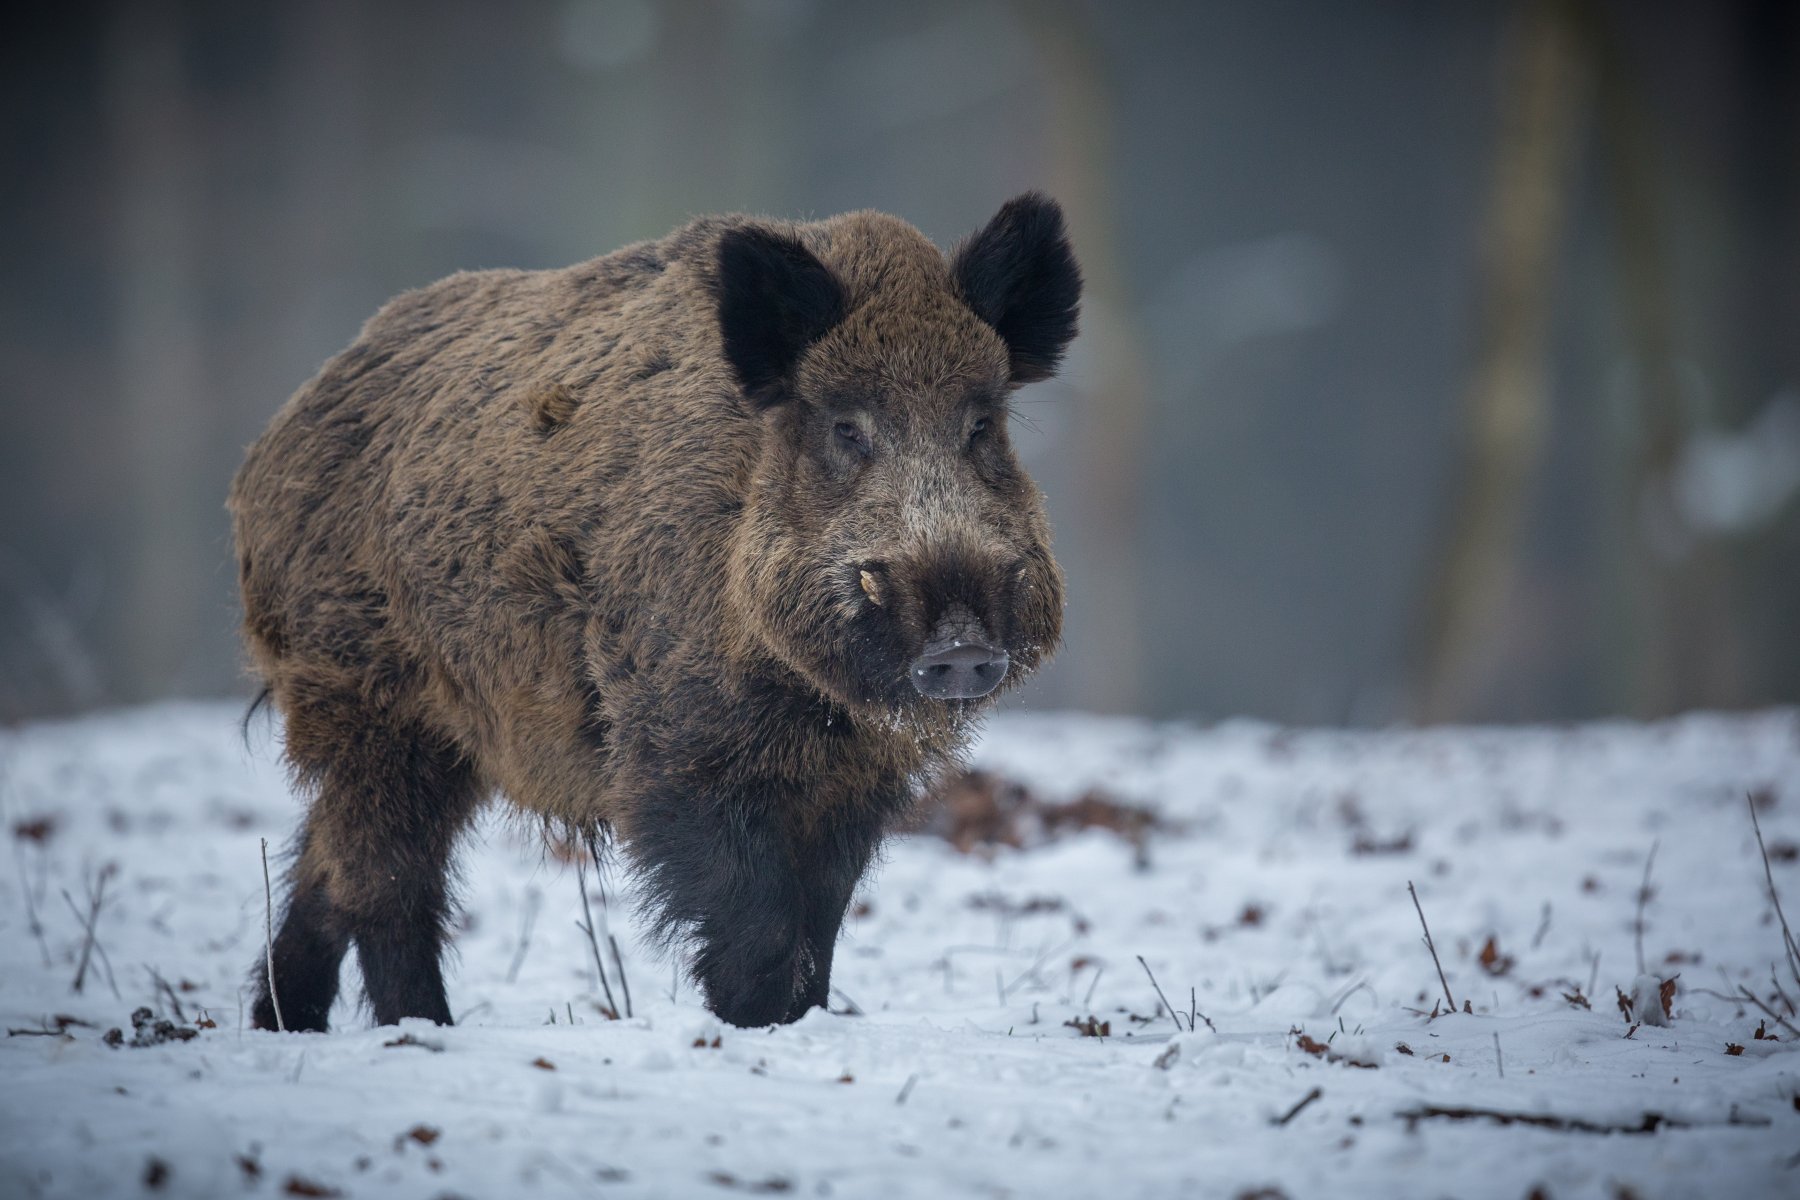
left=232, top=196, right=1080, bottom=1030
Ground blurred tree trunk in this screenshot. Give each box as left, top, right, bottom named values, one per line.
left=1580, top=0, right=1745, bottom=714
left=1029, top=0, right=1149, bottom=714
left=1726, top=0, right=1800, bottom=706
left=1413, top=0, right=1585, bottom=722
left=107, top=1, right=207, bottom=702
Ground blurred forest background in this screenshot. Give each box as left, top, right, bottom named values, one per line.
left=2, top=0, right=1796, bottom=727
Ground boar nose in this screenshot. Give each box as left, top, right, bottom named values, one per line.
left=910, top=630, right=1009, bottom=700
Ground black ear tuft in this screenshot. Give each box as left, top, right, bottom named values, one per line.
left=715, top=226, right=847, bottom=407
left=951, top=192, right=1082, bottom=385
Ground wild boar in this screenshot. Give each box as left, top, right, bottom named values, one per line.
left=232, top=193, right=1079, bottom=1029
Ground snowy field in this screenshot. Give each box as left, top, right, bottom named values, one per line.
left=4, top=703, right=1799, bottom=1199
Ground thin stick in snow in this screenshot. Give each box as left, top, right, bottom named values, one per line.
left=1001, top=935, right=1077, bottom=1000
left=1188, top=985, right=1216, bottom=1035
left=1273, top=1086, right=1323, bottom=1127
left=146, top=964, right=187, bottom=1023
left=1633, top=839, right=1659, bottom=977
left=1747, top=793, right=1800, bottom=991
left=1494, top=1031, right=1504, bottom=1078
left=1408, top=881, right=1456, bottom=1013
left=505, top=886, right=541, bottom=985
left=1692, top=981, right=1800, bottom=1039
left=574, top=854, right=620, bottom=1019
left=13, top=840, right=51, bottom=968
left=587, top=840, right=633, bottom=1018
left=1136, top=955, right=1186, bottom=1034
left=608, top=933, right=633, bottom=1019
left=1397, top=1104, right=1761, bottom=1134
left=1531, top=901, right=1552, bottom=950
left=63, top=864, right=120, bottom=999
left=260, top=838, right=286, bottom=1032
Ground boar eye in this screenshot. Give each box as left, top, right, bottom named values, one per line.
left=968, top=417, right=990, bottom=447
left=834, top=420, right=871, bottom=457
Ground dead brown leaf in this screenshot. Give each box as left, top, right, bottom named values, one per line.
left=1293, top=1031, right=1330, bottom=1059
left=1350, top=832, right=1413, bottom=856
left=1477, top=936, right=1515, bottom=977
left=11, top=816, right=56, bottom=844
left=917, top=770, right=1160, bottom=855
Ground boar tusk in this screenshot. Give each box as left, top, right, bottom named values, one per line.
left=859, top=570, right=882, bottom=605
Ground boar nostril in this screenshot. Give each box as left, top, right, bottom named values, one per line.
left=910, top=641, right=1009, bottom=700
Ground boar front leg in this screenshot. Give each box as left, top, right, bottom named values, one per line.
left=786, top=799, right=890, bottom=1021
left=633, top=773, right=888, bottom=1027
left=633, top=775, right=809, bottom=1027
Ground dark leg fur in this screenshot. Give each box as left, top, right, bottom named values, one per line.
left=251, top=691, right=477, bottom=1031
left=788, top=804, right=887, bottom=1021
left=252, top=864, right=348, bottom=1032
left=634, top=772, right=893, bottom=1028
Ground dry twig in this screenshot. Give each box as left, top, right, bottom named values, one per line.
left=12, top=840, right=51, bottom=968
left=1746, top=794, right=1800, bottom=991
left=63, top=864, right=120, bottom=999
left=1136, top=955, right=1187, bottom=1034
left=1692, top=982, right=1800, bottom=1040
left=1398, top=1104, right=1766, bottom=1134
left=1273, top=1086, right=1323, bottom=1127
left=1408, top=881, right=1456, bottom=1013
left=1634, top=839, right=1659, bottom=977
left=574, top=853, right=620, bottom=1019
left=145, top=965, right=187, bottom=1023
left=260, top=838, right=285, bottom=1032
left=608, top=933, right=633, bottom=1019
left=589, top=839, right=634, bottom=1018
left=504, top=887, right=541, bottom=985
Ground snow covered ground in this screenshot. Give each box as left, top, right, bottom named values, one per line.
left=3, top=703, right=1799, bottom=1199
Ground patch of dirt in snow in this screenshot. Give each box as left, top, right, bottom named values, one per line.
left=3, top=703, right=1800, bottom=1199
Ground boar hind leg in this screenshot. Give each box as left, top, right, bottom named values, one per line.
left=265, top=692, right=478, bottom=1029
left=252, top=840, right=349, bottom=1032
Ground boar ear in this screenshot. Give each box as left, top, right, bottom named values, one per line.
left=715, top=226, right=847, bottom=407
left=952, top=192, right=1082, bottom=385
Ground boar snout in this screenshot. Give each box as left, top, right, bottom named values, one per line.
left=909, top=605, right=1009, bottom=700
